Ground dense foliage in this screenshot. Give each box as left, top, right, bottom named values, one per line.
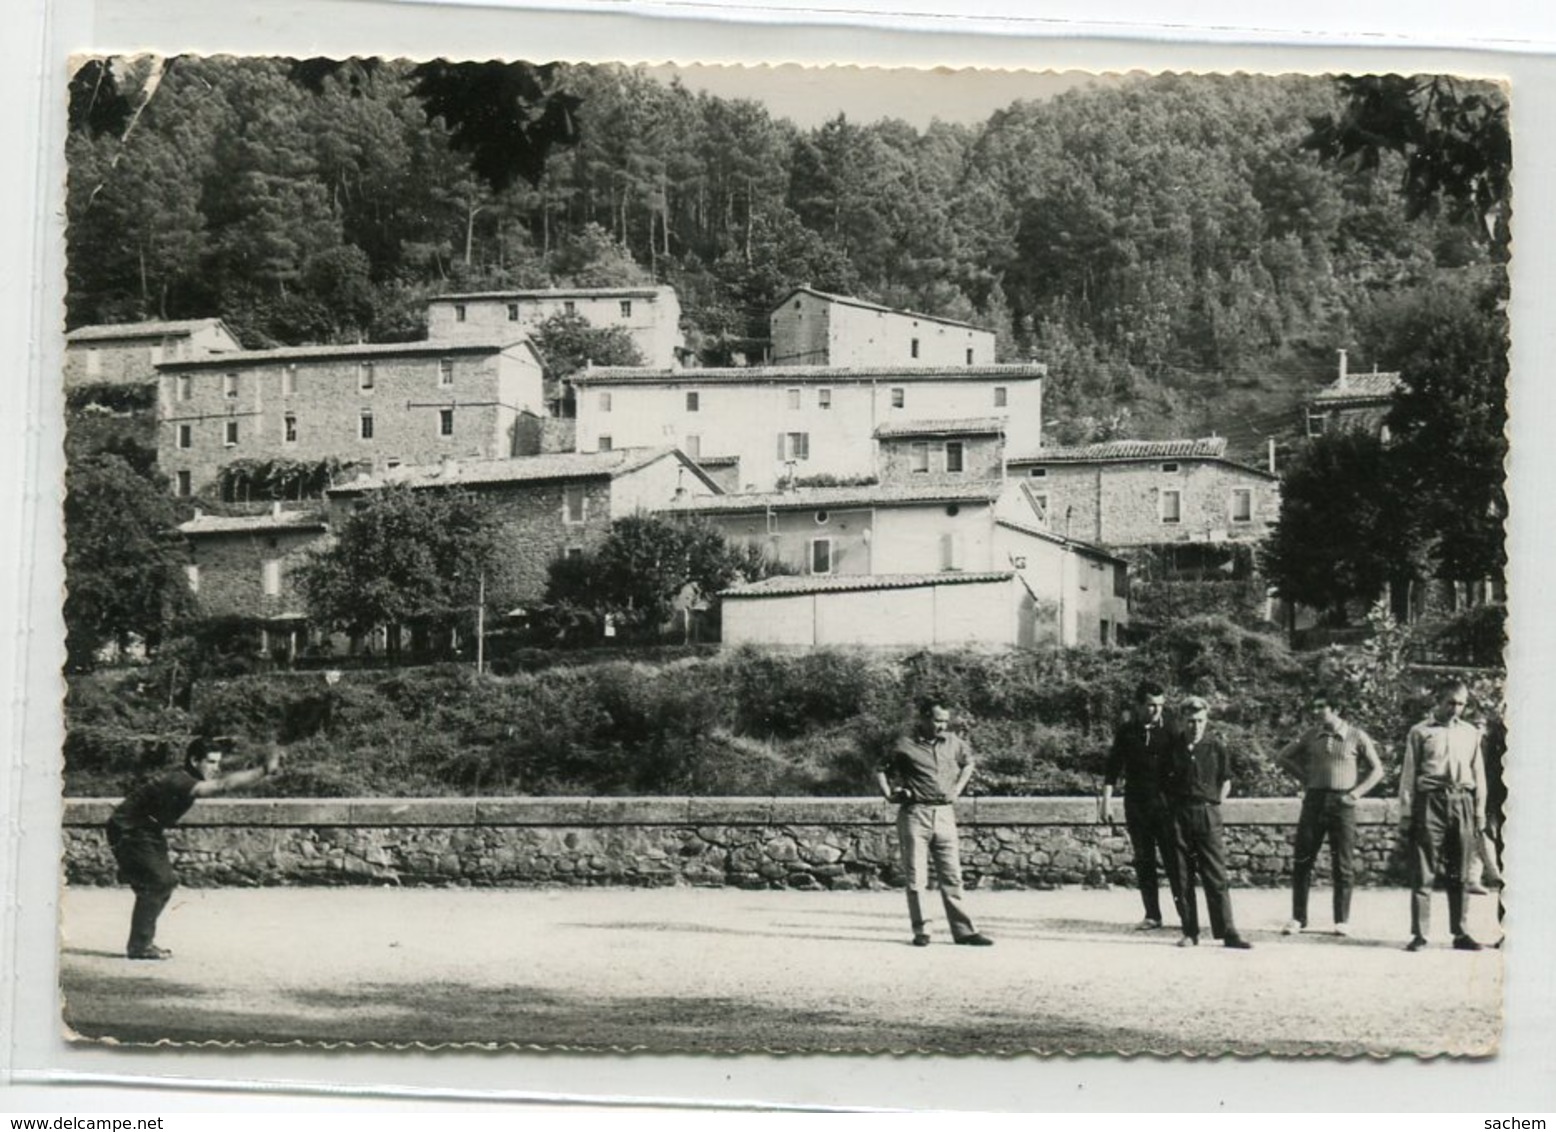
left=66, top=59, right=1502, bottom=450
left=293, top=486, right=502, bottom=655
left=64, top=621, right=1503, bottom=799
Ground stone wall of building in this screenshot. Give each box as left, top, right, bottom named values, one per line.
left=1013, top=460, right=1280, bottom=547
left=187, top=525, right=325, bottom=621
left=63, top=797, right=1410, bottom=889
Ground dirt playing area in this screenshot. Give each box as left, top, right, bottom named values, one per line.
left=58, top=884, right=1502, bottom=1056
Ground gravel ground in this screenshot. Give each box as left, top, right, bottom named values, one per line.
left=59, top=884, right=1502, bottom=1056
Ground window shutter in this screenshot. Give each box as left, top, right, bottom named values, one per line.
left=777, top=432, right=786, bottom=460
left=797, top=432, right=810, bottom=461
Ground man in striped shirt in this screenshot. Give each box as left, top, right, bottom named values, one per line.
left=1277, top=694, right=1384, bottom=937
left=1401, top=680, right=1488, bottom=952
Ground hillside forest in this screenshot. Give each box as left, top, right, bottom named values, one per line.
left=66, top=58, right=1507, bottom=456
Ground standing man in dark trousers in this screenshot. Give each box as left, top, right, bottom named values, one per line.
left=875, top=702, right=994, bottom=948
left=1401, top=680, right=1487, bottom=952
left=1099, top=679, right=1180, bottom=930
left=1162, top=696, right=1252, bottom=950
left=1277, top=693, right=1384, bottom=937
left=106, top=735, right=282, bottom=960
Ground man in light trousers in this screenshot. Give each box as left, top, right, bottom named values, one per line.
left=876, top=702, right=994, bottom=948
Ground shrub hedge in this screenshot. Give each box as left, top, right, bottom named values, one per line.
left=63, top=617, right=1505, bottom=800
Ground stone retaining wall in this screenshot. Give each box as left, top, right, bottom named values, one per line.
left=63, top=797, right=1411, bottom=890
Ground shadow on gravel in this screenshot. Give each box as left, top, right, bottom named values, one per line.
left=62, top=973, right=1216, bottom=1053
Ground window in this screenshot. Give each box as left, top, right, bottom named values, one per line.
left=360, top=412, right=374, bottom=440
left=1307, top=411, right=1329, bottom=437
left=282, top=366, right=297, bottom=396
left=563, top=484, right=587, bottom=524
left=1161, top=489, right=1182, bottom=524
left=686, top=391, right=700, bottom=412
left=1231, top=487, right=1253, bottom=523
left=967, top=348, right=975, bottom=366
left=284, top=414, right=297, bottom=443
left=563, top=300, right=576, bottom=315
left=994, top=386, right=1007, bottom=407
left=86, top=347, right=101, bottom=377
left=1028, top=467, right=1047, bottom=478
left=911, top=338, right=920, bottom=359
left=565, top=546, right=584, bottom=561
left=814, top=510, right=829, bottom=525
left=454, top=304, right=467, bottom=323
left=1161, top=462, right=1179, bottom=473
left=945, top=441, right=965, bottom=473
left=1029, top=492, right=1049, bottom=524
left=1114, top=564, right=1130, bottom=599
left=910, top=442, right=930, bottom=473
left=262, top=559, right=282, bottom=597
left=786, top=388, right=801, bottom=410
left=358, top=362, right=375, bottom=391
left=683, top=434, right=701, bottom=458
left=507, top=303, right=519, bottom=321
left=779, top=432, right=810, bottom=462
left=224, top=372, right=239, bottom=399
left=598, top=434, right=613, bottom=451
left=224, top=420, right=239, bottom=446
left=890, top=387, right=905, bottom=409
left=176, top=374, right=192, bottom=401
left=818, top=388, right=832, bottom=410
left=178, top=424, right=192, bottom=450
left=942, top=533, right=964, bottom=571
left=620, top=300, right=633, bottom=318
left=185, top=564, right=200, bottom=594
left=440, top=409, right=454, bottom=437
left=438, top=358, right=454, bottom=387
left=1100, top=619, right=1111, bottom=646
left=810, top=537, right=833, bottom=575
left=599, top=391, right=612, bottom=412
left=176, top=470, right=191, bottom=497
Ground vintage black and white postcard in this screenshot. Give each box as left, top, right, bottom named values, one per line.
left=48, top=50, right=1513, bottom=1064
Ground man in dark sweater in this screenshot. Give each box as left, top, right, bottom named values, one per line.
left=105, top=735, right=281, bottom=959
left=1162, top=696, right=1252, bottom=950
left=1099, top=679, right=1181, bottom=930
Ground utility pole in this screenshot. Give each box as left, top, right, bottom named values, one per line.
left=476, top=570, right=486, bottom=676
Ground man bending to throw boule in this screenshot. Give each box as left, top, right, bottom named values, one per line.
left=105, top=735, right=282, bottom=960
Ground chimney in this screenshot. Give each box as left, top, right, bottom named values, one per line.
left=1267, top=436, right=1277, bottom=474
left=1337, top=348, right=1349, bottom=390
left=193, top=507, right=203, bottom=520
left=271, top=500, right=283, bottom=518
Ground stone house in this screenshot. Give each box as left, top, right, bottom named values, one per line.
left=666, top=478, right=1127, bottom=647
left=768, top=287, right=996, bottom=368
left=177, top=505, right=328, bottom=659
left=1004, top=437, right=1280, bottom=549
left=425, top=286, right=685, bottom=367
left=65, top=318, right=241, bottom=388
left=571, top=363, right=1043, bottom=492
left=874, top=416, right=1006, bottom=483
left=1305, top=351, right=1403, bottom=439
left=327, top=447, right=722, bottom=610
left=156, top=338, right=547, bottom=498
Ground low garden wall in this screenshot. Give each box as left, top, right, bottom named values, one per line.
left=63, top=797, right=1409, bottom=889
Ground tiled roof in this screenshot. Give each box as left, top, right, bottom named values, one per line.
left=874, top=416, right=1007, bottom=439
left=691, top=455, right=740, bottom=467
left=1310, top=372, right=1403, bottom=402
left=723, top=571, right=1014, bottom=598
left=571, top=363, right=1047, bottom=385
left=179, top=510, right=328, bottom=536
left=157, top=338, right=532, bottom=369
left=1006, top=437, right=1228, bottom=463
left=67, top=318, right=231, bottom=343
left=774, top=287, right=986, bottom=332
left=665, top=480, right=1002, bottom=514
left=328, top=447, right=689, bottom=495
left=995, top=516, right=1125, bottom=565
left=431, top=286, right=672, bottom=302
